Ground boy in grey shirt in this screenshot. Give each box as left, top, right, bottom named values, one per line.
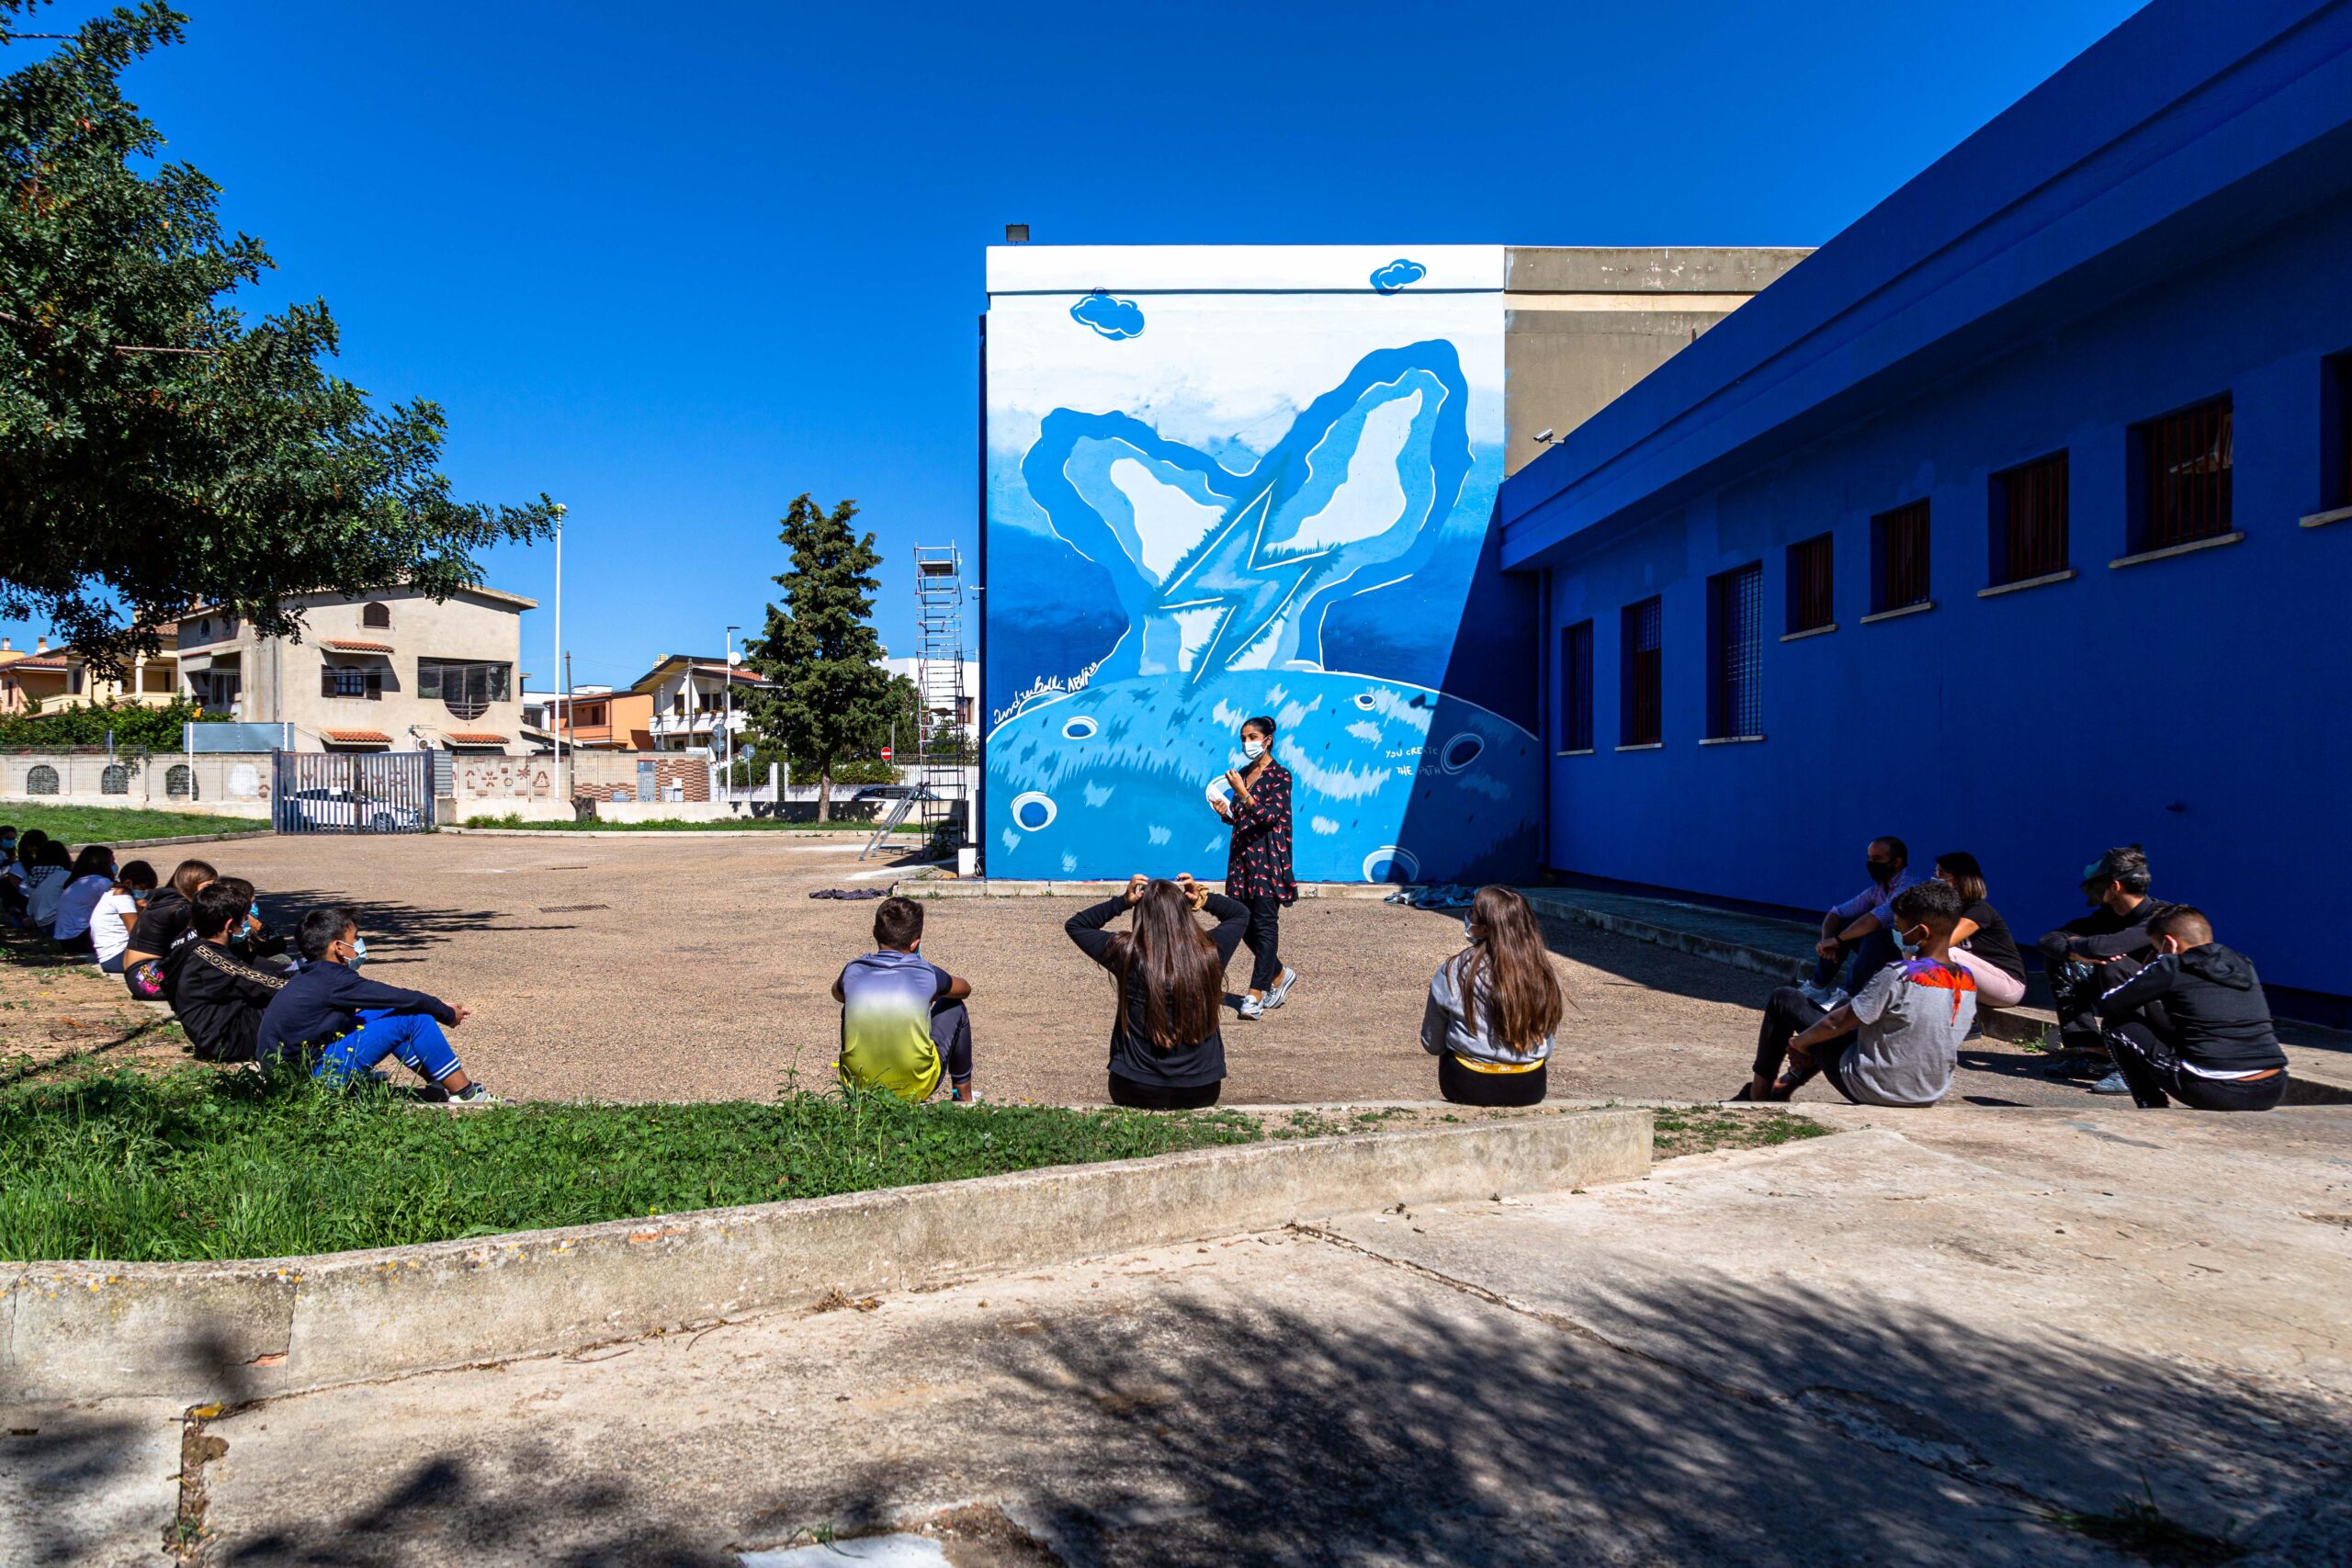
left=1738, top=880, right=1977, bottom=1106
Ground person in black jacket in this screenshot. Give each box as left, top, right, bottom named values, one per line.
left=2037, top=845, right=2179, bottom=1073
left=2092, top=908, right=2290, bottom=1111
left=168, top=880, right=289, bottom=1063
left=1066, top=874, right=1249, bottom=1109
left=256, top=906, right=502, bottom=1103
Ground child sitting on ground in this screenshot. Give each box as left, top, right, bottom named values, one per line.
left=168, top=879, right=288, bottom=1063
left=833, top=895, right=977, bottom=1103
left=1738, top=880, right=1977, bottom=1106
left=2090, top=906, right=2290, bottom=1111
left=255, top=906, right=502, bottom=1103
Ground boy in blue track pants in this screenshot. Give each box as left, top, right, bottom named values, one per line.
left=255, top=905, right=503, bottom=1104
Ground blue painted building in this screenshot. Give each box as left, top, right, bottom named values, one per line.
left=1499, top=0, right=2352, bottom=1010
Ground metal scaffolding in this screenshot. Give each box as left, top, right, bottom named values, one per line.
left=911, top=543, right=968, bottom=843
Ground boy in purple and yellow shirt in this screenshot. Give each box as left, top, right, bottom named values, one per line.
left=832, top=895, right=977, bottom=1103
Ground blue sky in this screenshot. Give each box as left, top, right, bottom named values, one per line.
left=4, top=0, right=2143, bottom=690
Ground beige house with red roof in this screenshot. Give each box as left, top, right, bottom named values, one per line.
left=175, top=584, right=536, bottom=754
left=0, top=634, right=181, bottom=715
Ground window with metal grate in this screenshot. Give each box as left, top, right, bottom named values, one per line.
left=1785, top=533, right=1834, bottom=633
left=1708, top=563, right=1762, bottom=739
left=2135, top=396, right=2233, bottom=550
left=1993, top=452, right=2070, bottom=583
left=1620, top=597, right=1663, bottom=746
left=1871, top=500, right=1932, bottom=613
left=1557, top=620, right=1593, bottom=751
left=2326, top=354, right=2352, bottom=512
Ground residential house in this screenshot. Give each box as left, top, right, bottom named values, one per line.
left=627, top=655, right=776, bottom=755
left=0, top=634, right=181, bottom=715
left=175, top=585, right=537, bottom=754
left=520, top=684, right=655, bottom=750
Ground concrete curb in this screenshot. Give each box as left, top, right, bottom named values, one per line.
left=41, top=829, right=274, bottom=850
left=0, top=1108, right=1650, bottom=1405
left=901, top=878, right=1409, bottom=901
left=442, top=828, right=917, bottom=840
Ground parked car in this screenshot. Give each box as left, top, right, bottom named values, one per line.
left=282, top=785, right=423, bottom=832
left=850, top=784, right=933, bottom=802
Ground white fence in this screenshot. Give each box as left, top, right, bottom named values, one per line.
left=0, top=750, right=274, bottom=818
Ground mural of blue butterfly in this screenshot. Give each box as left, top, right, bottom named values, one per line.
left=985, top=286, right=1536, bottom=884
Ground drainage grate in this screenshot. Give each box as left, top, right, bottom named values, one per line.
left=537, top=903, right=611, bottom=913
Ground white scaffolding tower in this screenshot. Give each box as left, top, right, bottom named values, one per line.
left=912, top=543, right=967, bottom=843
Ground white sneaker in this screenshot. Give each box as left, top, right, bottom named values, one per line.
left=1238, top=995, right=1265, bottom=1021
left=1263, top=967, right=1299, bottom=1010
left=1816, top=987, right=1850, bottom=1011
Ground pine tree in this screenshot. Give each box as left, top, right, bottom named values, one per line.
left=742, top=495, right=890, bottom=822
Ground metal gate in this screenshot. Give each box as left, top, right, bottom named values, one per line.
left=271, top=750, right=435, bottom=834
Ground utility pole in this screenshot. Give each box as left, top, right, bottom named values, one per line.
left=724, top=625, right=740, bottom=799
left=551, top=504, right=566, bottom=788
left=563, top=651, right=574, bottom=754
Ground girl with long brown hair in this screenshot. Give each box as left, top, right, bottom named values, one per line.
left=1420, top=886, right=1566, bottom=1107
left=1066, top=873, right=1251, bottom=1109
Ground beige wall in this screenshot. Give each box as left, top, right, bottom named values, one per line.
left=1502, top=246, right=1813, bottom=476
left=0, top=750, right=273, bottom=818
left=177, top=587, right=534, bottom=754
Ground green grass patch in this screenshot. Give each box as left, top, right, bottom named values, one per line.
left=0, top=802, right=264, bottom=844
left=2035, top=1475, right=2246, bottom=1565
left=0, top=1068, right=1261, bottom=1262
left=1651, top=1106, right=1829, bottom=1160
left=461, top=813, right=923, bottom=833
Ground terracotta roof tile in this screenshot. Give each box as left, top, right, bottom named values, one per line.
left=321, top=638, right=394, bottom=654
left=322, top=728, right=392, bottom=744
left=445, top=731, right=509, bottom=745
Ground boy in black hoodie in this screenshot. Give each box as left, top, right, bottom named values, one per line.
left=2092, top=907, right=2289, bottom=1111
left=167, top=879, right=288, bottom=1063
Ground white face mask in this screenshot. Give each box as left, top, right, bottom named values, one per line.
left=1240, top=739, right=1265, bottom=761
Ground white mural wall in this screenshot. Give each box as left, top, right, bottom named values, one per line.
left=984, top=246, right=1539, bottom=883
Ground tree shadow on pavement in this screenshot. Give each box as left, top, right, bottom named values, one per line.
left=191, top=1267, right=2350, bottom=1565
left=251, top=891, right=577, bottom=962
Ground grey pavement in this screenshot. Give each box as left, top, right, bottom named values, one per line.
left=17, top=1103, right=2346, bottom=1566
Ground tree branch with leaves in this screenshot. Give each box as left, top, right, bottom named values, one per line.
left=0, top=1, right=559, bottom=673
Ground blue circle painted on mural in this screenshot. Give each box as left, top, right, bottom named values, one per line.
left=1363, top=845, right=1422, bottom=884
left=1011, top=791, right=1057, bottom=831
left=1061, top=716, right=1099, bottom=739
left=1439, top=732, right=1484, bottom=773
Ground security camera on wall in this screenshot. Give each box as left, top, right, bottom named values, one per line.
left=1533, top=428, right=1556, bottom=445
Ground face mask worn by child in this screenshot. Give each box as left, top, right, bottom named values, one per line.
left=1889, top=922, right=1919, bottom=958
left=1241, top=739, right=1265, bottom=761
left=348, top=937, right=369, bottom=968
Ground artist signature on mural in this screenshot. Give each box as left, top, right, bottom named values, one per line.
left=991, top=656, right=1105, bottom=730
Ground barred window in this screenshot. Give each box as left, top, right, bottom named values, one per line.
left=101, top=764, right=130, bottom=795
left=166, top=764, right=197, bottom=799
left=1557, top=620, right=1593, bottom=752
left=1785, top=533, right=1834, bottom=634
left=2135, top=396, right=2232, bottom=551
left=321, top=665, right=382, bottom=700
left=1871, top=500, right=1932, bottom=613
left=1993, top=452, right=2069, bottom=583
left=1620, top=597, right=1663, bottom=747
left=1707, top=563, right=1762, bottom=739
left=26, top=764, right=59, bottom=795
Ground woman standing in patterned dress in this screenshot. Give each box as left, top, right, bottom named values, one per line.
left=1213, top=715, right=1300, bottom=1021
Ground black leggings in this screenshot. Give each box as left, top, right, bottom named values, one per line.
left=1240, top=897, right=1284, bottom=992
left=1108, top=1073, right=1222, bottom=1110
left=1438, top=1054, right=1548, bottom=1107
left=2106, top=1022, right=2287, bottom=1111
left=931, top=998, right=973, bottom=1088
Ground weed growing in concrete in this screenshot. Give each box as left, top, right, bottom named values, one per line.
left=2035, top=1473, right=2245, bottom=1564
left=1650, top=1107, right=1828, bottom=1160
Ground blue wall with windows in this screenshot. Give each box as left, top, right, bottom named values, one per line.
left=1501, top=0, right=2352, bottom=1003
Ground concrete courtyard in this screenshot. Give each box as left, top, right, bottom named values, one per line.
left=163, top=829, right=2120, bottom=1110
left=17, top=1101, right=2349, bottom=1565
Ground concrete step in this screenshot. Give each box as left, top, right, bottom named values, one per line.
left=1520, top=886, right=2352, bottom=1105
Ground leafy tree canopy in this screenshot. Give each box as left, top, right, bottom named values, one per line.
left=0, top=2, right=558, bottom=673
left=741, top=494, right=892, bottom=819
